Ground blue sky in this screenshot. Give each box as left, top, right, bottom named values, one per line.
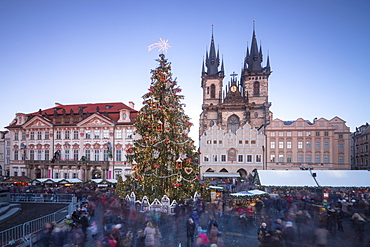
left=1, top=0, right=369, bottom=145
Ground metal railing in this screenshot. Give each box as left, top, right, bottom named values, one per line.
left=10, top=193, right=74, bottom=203
left=0, top=201, right=75, bottom=246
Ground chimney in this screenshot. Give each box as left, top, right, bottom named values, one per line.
left=129, top=101, right=135, bottom=109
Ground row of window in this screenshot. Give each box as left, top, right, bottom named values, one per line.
left=13, top=129, right=133, bottom=140
left=203, top=154, right=262, bottom=163
left=270, top=131, right=336, bottom=137
left=11, top=171, right=79, bottom=179
left=206, top=140, right=257, bottom=145
left=269, top=154, right=345, bottom=164
left=270, top=141, right=338, bottom=150
left=13, top=149, right=125, bottom=161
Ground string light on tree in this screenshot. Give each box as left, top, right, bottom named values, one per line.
left=117, top=52, right=200, bottom=201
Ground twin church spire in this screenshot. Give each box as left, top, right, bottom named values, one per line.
left=202, top=24, right=271, bottom=80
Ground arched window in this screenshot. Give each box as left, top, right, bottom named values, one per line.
left=228, top=115, right=240, bottom=134
left=253, top=81, right=260, bottom=96
left=210, top=120, right=214, bottom=127
left=210, top=84, right=216, bottom=98
left=254, top=112, right=258, bottom=118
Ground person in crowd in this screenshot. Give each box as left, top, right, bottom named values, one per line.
left=352, top=212, right=366, bottom=243
left=153, top=225, right=162, bottom=247
left=143, top=221, right=156, bottom=247
left=195, top=232, right=210, bottom=247
left=79, top=211, right=90, bottom=240
left=209, top=222, right=220, bottom=246
left=186, top=217, right=196, bottom=247
left=38, top=222, right=53, bottom=247
left=282, top=221, right=294, bottom=247
left=88, top=221, right=98, bottom=241
left=100, top=233, right=118, bottom=247
left=257, top=222, right=269, bottom=247
left=71, top=226, right=85, bottom=247
left=270, top=228, right=283, bottom=247
left=111, top=224, right=122, bottom=246
left=315, top=224, right=329, bottom=247
left=136, top=229, right=146, bottom=247
left=50, top=225, right=65, bottom=247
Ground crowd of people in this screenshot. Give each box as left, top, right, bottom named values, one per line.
left=3, top=182, right=370, bottom=246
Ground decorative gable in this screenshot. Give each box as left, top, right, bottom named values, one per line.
left=77, top=114, right=114, bottom=127
left=23, top=116, right=52, bottom=129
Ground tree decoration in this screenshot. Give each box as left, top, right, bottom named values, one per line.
left=122, top=53, right=200, bottom=201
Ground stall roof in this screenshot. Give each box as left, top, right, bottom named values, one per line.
left=257, top=170, right=370, bottom=188
left=34, top=178, right=82, bottom=184
left=314, top=170, right=370, bottom=187
left=203, top=173, right=240, bottom=178
left=257, top=170, right=318, bottom=187
left=230, top=189, right=268, bottom=198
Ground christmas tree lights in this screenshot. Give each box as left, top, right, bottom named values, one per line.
left=119, top=54, right=200, bottom=201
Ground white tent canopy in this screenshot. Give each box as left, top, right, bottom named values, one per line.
left=314, top=170, right=370, bottom=187
left=230, top=189, right=268, bottom=198
left=257, top=170, right=318, bottom=187
left=33, top=178, right=83, bottom=184
left=257, top=170, right=370, bottom=188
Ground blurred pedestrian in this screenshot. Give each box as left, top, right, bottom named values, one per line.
left=257, top=222, right=270, bottom=247
left=315, top=224, right=329, bottom=247
left=186, top=217, right=196, bottom=247
left=143, top=221, right=156, bottom=247
left=283, top=221, right=294, bottom=247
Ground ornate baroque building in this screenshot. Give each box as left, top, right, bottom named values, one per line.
left=199, top=27, right=271, bottom=179
left=265, top=117, right=351, bottom=170
left=5, top=102, right=138, bottom=180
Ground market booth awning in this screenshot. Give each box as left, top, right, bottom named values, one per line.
left=88, top=179, right=117, bottom=184
left=313, top=170, right=370, bottom=188
left=256, top=170, right=319, bottom=187
left=256, top=170, right=370, bottom=188
left=203, top=173, right=241, bottom=178
left=230, top=189, right=269, bottom=198
left=33, top=178, right=83, bottom=184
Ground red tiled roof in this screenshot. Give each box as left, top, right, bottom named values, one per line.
left=7, top=102, right=138, bottom=128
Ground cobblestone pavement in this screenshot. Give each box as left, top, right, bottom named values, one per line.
left=82, top=205, right=370, bottom=247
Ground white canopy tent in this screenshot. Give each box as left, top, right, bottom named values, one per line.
left=33, top=178, right=83, bottom=184
left=256, top=170, right=370, bottom=188
left=257, top=170, right=318, bottom=187
left=314, top=170, right=370, bottom=187
left=230, top=189, right=268, bottom=198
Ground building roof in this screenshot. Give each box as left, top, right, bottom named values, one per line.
left=256, top=170, right=370, bottom=188
left=6, top=102, right=138, bottom=128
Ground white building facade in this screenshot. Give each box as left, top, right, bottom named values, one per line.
left=6, top=102, right=138, bottom=180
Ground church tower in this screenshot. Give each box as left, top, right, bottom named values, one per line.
left=240, top=25, right=272, bottom=128
left=199, top=25, right=272, bottom=138
left=199, top=31, right=225, bottom=136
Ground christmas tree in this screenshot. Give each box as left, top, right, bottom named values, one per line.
left=123, top=54, right=200, bottom=201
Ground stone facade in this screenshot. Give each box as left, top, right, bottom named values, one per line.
left=265, top=117, right=351, bottom=170
left=5, top=102, right=138, bottom=180
left=199, top=28, right=271, bottom=179
left=199, top=124, right=265, bottom=178
left=352, top=123, right=370, bottom=170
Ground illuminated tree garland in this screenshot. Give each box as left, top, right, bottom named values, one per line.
left=117, top=53, right=200, bottom=201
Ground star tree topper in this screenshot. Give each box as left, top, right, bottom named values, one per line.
left=148, top=38, right=171, bottom=53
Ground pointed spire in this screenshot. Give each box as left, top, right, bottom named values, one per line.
left=205, top=25, right=221, bottom=76
left=246, top=21, right=262, bottom=71
left=221, top=57, right=224, bottom=75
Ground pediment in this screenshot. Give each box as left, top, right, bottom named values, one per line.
left=23, top=116, right=52, bottom=129
left=77, top=113, right=114, bottom=127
